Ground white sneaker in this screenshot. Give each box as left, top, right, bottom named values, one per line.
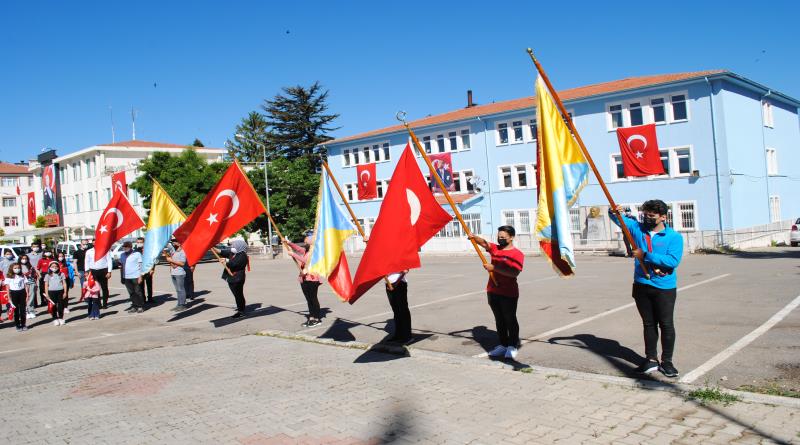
left=505, top=346, right=519, bottom=359
left=53, top=320, right=59, bottom=326
left=488, top=345, right=507, bottom=357
left=64, top=308, right=70, bottom=314
left=60, top=319, right=66, bottom=325
left=26, top=313, right=34, bottom=319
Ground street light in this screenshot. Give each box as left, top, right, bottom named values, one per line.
left=235, top=134, right=273, bottom=256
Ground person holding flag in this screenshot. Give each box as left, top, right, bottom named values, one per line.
left=140, top=180, right=187, bottom=304
left=384, top=270, right=411, bottom=344
left=287, top=231, right=324, bottom=327
left=212, top=239, right=250, bottom=319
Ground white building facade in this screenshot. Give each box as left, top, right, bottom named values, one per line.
left=0, top=162, right=35, bottom=236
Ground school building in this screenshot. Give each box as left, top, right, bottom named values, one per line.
left=322, top=70, right=800, bottom=252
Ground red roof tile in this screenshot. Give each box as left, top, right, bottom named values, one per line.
left=328, top=70, right=726, bottom=144
left=0, top=162, right=31, bottom=175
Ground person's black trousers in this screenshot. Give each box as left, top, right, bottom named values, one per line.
left=487, top=292, right=520, bottom=348
left=632, top=283, right=677, bottom=362
left=300, top=281, right=321, bottom=319
left=38, top=276, right=46, bottom=306
left=90, top=269, right=110, bottom=307
left=385, top=281, right=411, bottom=340
left=124, top=278, right=145, bottom=308
left=49, top=290, right=65, bottom=320
left=183, top=266, right=194, bottom=300
left=10, top=289, right=26, bottom=328
left=228, top=279, right=246, bottom=313
left=139, top=273, right=153, bottom=301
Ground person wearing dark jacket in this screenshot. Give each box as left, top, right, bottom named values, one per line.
left=213, top=239, right=249, bottom=319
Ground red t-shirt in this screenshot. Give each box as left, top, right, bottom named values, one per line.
left=37, top=258, right=53, bottom=274
left=486, top=243, right=524, bottom=298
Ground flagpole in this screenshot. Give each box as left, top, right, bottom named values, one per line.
left=402, top=122, right=497, bottom=285
left=321, top=161, right=394, bottom=291
left=526, top=48, right=650, bottom=279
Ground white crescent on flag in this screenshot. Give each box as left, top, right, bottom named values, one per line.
left=406, top=189, right=420, bottom=226
left=360, top=170, right=371, bottom=185
left=28, top=196, right=35, bottom=207
left=627, top=134, right=648, bottom=150
left=103, top=207, right=125, bottom=229
left=213, top=189, right=240, bottom=220
left=114, top=180, right=124, bottom=192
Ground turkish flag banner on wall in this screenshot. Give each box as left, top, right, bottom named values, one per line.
left=94, top=192, right=145, bottom=258
left=349, top=144, right=452, bottom=303
left=27, top=192, right=36, bottom=225
left=429, top=153, right=455, bottom=193
left=173, top=162, right=266, bottom=266
left=356, top=163, right=377, bottom=200
left=616, top=124, right=664, bottom=177
left=112, top=171, right=128, bottom=196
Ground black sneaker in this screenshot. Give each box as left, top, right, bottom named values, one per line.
left=306, top=319, right=322, bottom=328
left=136, top=307, right=144, bottom=314
left=231, top=312, right=243, bottom=319
left=659, top=361, right=679, bottom=378
left=635, top=359, right=659, bottom=375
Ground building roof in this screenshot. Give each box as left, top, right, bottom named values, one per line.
left=327, top=70, right=728, bottom=145
left=98, top=140, right=223, bottom=150
left=0, top=162, right=31, bottom=175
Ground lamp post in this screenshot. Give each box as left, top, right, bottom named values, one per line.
left=235, top=134, right=273, bottom=256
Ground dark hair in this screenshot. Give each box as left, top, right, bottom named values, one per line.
left=498, top=225, right=516, bottom=237
left=136, top=237, right=144, bottom=242
left=7, top=263, right=22, bottom=276
left=122, top=241, right=133, bottom=248
left=641, top=199, right=669, bottom=216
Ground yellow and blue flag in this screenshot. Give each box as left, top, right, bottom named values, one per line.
left=142, top=180, right=187, bottom=272
left=306, top=169, right=357, bottom=300
left=534, top=76, right=589, bottom=276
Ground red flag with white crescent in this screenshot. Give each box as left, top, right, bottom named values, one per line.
left=349, top=144, right=452, bottom=303
left=616, top=124, right=664, bottom=177
left=27, top=192, right=36, bottom=225
left=93, top=192, right=145, bottom=258
left=172, top=162, right=266, bottom=266
left=356, top=163, right=377, bottom=200
left=112, top=171, right=128, bottom=196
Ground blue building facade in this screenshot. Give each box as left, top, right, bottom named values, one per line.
left=322, top=71, right=799, bottom=249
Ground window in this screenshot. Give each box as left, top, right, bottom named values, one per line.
left=130, top=189, right=140, bottom=205
left=569, top=208, right=581, bottom=233
left=500, top=209, right=533, bottom=234
left=516, top=165, right=527, bottom=188
left=762, top=101, right=774, bottom=128
left=343, top=149, right=351, bottom=166
left=74, top=195, right=81, bottom=213
left=435, top=213, right=481, bottom=238
left=345, top=183, right=355, bottom=202
left=502, top=210, right=515, bottom=227
left=512, top=121, right=524, bottom=143
left=362, top=146, right=371, bottom=164
left=611, top=146, right=692, bottom=180
left=518, top=210, right=531, bottom=234
left=423, top=136, right=432, bottom=154
left=498, top=164, right=533, bottom=189
left=452, top=170, right=474, bottom=193
left=651, top=98, right=666, bottom=124
left=3, top=216, right=19, bottom=227
left=769, top=196, right=781, bottom=222
left=2, top=197, right=16, bottom=207
left=497, top=123, right=509, bottom=145
left=678, top=203, right=695, bottom=230
left=670, top=94, right=687, bottom=121
left=629, top=102, right=644, bottom=126
left=448, top=132, right=458, bottom=152
left=27, top=176, right=33, bottom=186
left=87, top=192, right=95, bottom=211
left=460, top=129, right=471, bottom=149
left=436, top=134, right=445, bottom=153
left=372, top=144, right=381, bottom=162
left=84, top=159, right=91, bottom=177
left=609, top=104, right=623, bottom=128
left=59, top=166, right=67, bottom=184
left=352, top=149, right=360, bottom=165
left=104, top=188, right=111, bottom=201
left=73, top=163, right=81, bottom=181
left=377, top=181, right=385, bottom=199
left=62, top=196, right=68, bottom=214
left=500, top=167, right=513, bottom=189
left=529, top=119, right=537, bottom=142
left=612, top=155, right=625, bottom=180
left=382, top=143, right=390, bottom=160
left=675, top=148, right=692, bottom=175
left=660, top=150, right=670, bottom=176
left=766, top=148, right=778, bottom=175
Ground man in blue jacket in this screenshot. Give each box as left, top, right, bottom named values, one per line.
left=611, top=200, right=684, bottom=378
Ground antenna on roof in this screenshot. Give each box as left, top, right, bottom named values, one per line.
left=109, top=106, right=116, bottom=143
left=131, top=107, right=138, bottom=140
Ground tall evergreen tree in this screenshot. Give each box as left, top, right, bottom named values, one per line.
left=191, top=138, right=205, bottom=147
left=225, top=111, right=270, bottom=162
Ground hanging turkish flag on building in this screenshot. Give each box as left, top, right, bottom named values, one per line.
left=349, top=144, right=452, bottom=303
left=429, top=153, right=455, bottom=193
left=27, top=192, right=36, bottom=225
left=112, top=171, right=128, bottom=196
left=173, top=162, right=266, bottom=266
left=16, top=179, right=21, bottom=196
left=356, top=163, right=377, bottom=200
left=616, top=124, right=664, bottom=177
left=93, top=191, right=145, bottom=258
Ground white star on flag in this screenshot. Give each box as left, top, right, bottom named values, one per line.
left=635, top=151, right=644, bottom=159
left=98, top=225, right=108, bottom=234
left=206, top=213, right=219, bottom=225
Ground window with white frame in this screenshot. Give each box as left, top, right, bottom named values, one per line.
left=610, top=146, right=693, bottom=181
left=762, top=101, right=774, bottom=128
left=435, top=134, right=446, bottom=153
left=361, top=146, right=371, bottom=164
left=500, top=209, right=533, bottom=234
left=497, top=123, right=509, bottom=145
left=670, top=94, right=688, bottom=121
left=435, top=213, right=481, bottom=238
left=607, top=92, right=689, bottom=130
left=678, top=202, right=696, bottom=230
left=497, top=119, right=543, bottom=145
left=674, top=148, right=692, bottom=175
left=1, top=177, right=14, bottom=187
left=104, top=188, right=111, bottom=202
left=528, top=118, right=537, bottom=142
left=342, top=149, right=351, bottom=167
left=512, top=120, right=525, bottom=143
left=417, top=128, right=472, bottom=154
left=498, top=164, right=535, bottom=190
left=569, top=208, right=581, bottom=233
left=650, top=97, right=666, bottom=124
left=619, top=201, right=695, bottom=231
left=344, top=180, right=390, bottom=202
left=423, top=136, right=432, bottom=154
left=59, top=166, right=67, bottom=184
left=460, top=129, right=471, bottom=149
left=608, top=104, right=624, bottom=129
left=628, top=101, right=644, bottom=126
left=87, top=192, right=94, bottom=211
left=62, top=196, right=68, bottom=214
left=2, top=197, right=16, bottom=207
left=769, top=196, right=781, bottom=222
left=452, top=170, right=475, bottom=193
left=74, top=195, right=81, bottom=213
left=130, top=189, right=140, bottom=205
left=766, top=148, right=778, bottom=175
left=3, top=216, right=19, bottom=227
left=72, top=163, right=81, bottom=181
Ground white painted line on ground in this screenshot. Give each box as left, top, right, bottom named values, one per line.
left=473, top=273, right=731, bottom=358
left=680, top=293, right=800, bottom=384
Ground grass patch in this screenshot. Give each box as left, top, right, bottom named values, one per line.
left=695, top=246, right=743, bottom=255
left=519, top=367, right=533, bottom=374
left=687, top=387, right=740, bottom=405
left=738, top=383, right=800, bottom=399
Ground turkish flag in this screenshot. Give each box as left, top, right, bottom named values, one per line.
left=429, top=153, right=455, bottom=193
left=356, top=163, right=377, bottom=200
left=27, top=192, right=36, bottom=225
left=617, top=124, right=664, bottom=177
left=173, top=162, right=265, bottom=266
left=349, top=144, right=452, bottom=303
left=112, top=171, right=128, bottom=196
left=16, top=179, right=20, bottom=196
left=94, top=191, right=145, bottom=258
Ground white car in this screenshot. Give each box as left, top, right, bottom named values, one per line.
left=0, top=244, right=32, bottom=262
left=791, top=218, right=800, bottom=247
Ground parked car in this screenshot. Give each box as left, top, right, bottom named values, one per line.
left=791, top=218, right=800, bottom=247
left=0, top=244, right=32, bottom=262
left=56, top=240, right=93, bottom=260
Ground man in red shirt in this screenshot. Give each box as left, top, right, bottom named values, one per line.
left=470, top=225, right=525, bottom=359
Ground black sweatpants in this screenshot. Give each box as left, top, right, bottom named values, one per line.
left=228, top=279, right=246, bottom=313
left=49, top=290, right=65, bottom=320
left=124, top=278, right=144, bottom=308
left=301, top=281, right=321, bottom=319
left=386, top=281, right=411, bottom=340
left=10, top=289, right=26, bottom=328
left=487, top=292, right=520, bottom=348
left=90, top=269, right=110, bottom=307
left=183, top=266, right=194, bottom=300
left=632, top=283, right=677, bottom=362
left=140, top=273, right=153, bottom=301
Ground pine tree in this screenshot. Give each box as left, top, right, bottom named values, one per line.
left=191, top=138, right=205, bottom=147
left=225, top=111, right=270, bottom=162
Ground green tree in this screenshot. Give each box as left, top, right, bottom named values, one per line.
left=225, top=111, right=269, bottom=163
left=191, top=138, right=205, bottom=147
left=129, top=150, right=227, bottom=221
left=245, top=157, right=320, bottom=241
left=262, top=81, right=339, bottom=162
left=34, top=215, right=47, bottom=228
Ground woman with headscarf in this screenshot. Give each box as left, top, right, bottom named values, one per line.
left=285, top=231, right=323, bottom=328
left=212, top=239, right=249, bottom=319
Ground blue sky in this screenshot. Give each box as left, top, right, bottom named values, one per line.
left=1, top=0, right=798, bottom=161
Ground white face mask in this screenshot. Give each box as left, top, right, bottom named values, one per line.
left=12, top=268, right=21, bottom=274
left=32, top=247, right=40, bottom=252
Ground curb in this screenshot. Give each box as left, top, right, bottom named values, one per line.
left=256, top=329, right=800, bottom=409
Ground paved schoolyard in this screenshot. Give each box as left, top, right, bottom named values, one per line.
left=1, top=248, right=798, bottom=397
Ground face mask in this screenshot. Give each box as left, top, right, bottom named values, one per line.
left=13, top=268, right=21, bottom=274
left=45, top=253, right=52, bottom=257
left=50, top=268, right=59, bottom=273
left=497, top=238, right=509, bottom=248
left=21, top=259, right=28, bottom=264
left=4, top=255, right=11, bottom=260
left=137, top=243, right=144, bottom=248
left=642, top=216, right=659, bottom=230
left=32, top=247, right=40, bottom=252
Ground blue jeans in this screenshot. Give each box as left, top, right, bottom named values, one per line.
left=88, top=298, right=100, bottom=318
left=171, top=275, right=186, bottom=306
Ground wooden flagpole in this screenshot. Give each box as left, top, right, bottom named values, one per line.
left=321, top=161, right=394, bottom=290
left=402, top=122, right=497, bottom=285
left=526, top=48, right=650, bottom=278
